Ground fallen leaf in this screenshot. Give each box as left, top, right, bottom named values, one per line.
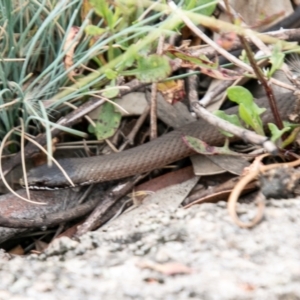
left=8, top=245, right=24, bottom=256
left=63, top=26, right=81, bottom=82
left=157, top=80, right=185, bottom=104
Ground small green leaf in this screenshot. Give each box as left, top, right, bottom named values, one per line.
left=214, top=111, right=242, bottom=127
left=268, top=123, right=291, bottom=142
left=227, top=86, right=253, bottom=106
left=281, top=125, right=300, bottom=148
left=88, top=102, right=121, bottom=140
left=238, top=103, right=254, bottom=127
left=227, top=86, right=265, bottom=135
left=123, top=55, right=135, bottom=68
left=214, top=110, right=242, bottom=137
left=268, top=43, right=285, bottom=78
left=105, top=69, right=118, bottom=80
left=183, top=136, right=240, bottom=156
left=89, top=0, right=115, bottom=29
left=283, top=121, right=300, bottom=130
left=102, top=81, right=119, bottom=99
left=184, top=0, right=217, bottom=16
left=102, top=89, right=119, bottom=99
left=135, top=54, right=172, bottom=83
left=85, top=25, right=106, bottom=36
left=239, top=103, right=265, bottom=135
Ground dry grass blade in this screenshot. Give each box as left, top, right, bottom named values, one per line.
left=0, top=127, right=45, bottom=205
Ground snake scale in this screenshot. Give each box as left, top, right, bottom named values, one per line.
left=25, top=92, right=298, bottom=189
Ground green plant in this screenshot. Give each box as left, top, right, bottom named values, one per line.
left=1, top=0, right=299, bottom=156
left=0, top=0, right=170, bottom=152
left=216, top=86, right=292, bottom=144
left=0, top=0, right=86, bottom=149
left=226, top=86, right=266, bottom=136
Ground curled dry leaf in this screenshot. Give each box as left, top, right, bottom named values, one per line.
left=63, top=26, right=81, bottom=82
left=157, top=80, right=185, bottom=104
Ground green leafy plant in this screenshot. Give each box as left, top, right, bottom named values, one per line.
left=0, top=0, right=86, bottom=151
left=88, top=102, right=121, bottom=140
left=0, top=0, right=169, bottom=153
left=121, top=54, right=173, bottom=83
left=268, top=123, right=291, bottom=142
left=266, top=43, right=285, bottom=78
left=215, top=86, right=292, bottom=144
left=226, top=86, right=266, bottom=135
left=184, top=85, right=294, bottom=156
left=1, top=0, right=299, bottom=158
left=213, top=110, right=242, bottom=137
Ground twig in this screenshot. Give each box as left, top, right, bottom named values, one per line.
left=190, top=28, right=300, bottom=62
left=187, top=71, right=199, bottom=103
left=104, top=138, right=119, bottom=153
left=200, top=80, right=233, bottom=107
left=228, top=156, right=300, bottom=228
left=150, top=35, right=165, bottom=140
left=168, top=1, right=253, bottom=74
left=150, top=82, right=158, bottom=140
left=230, top=192, right=266, bottom=229
left=19, top=118, right=30, bottom=200
left=74, top=175, right=145, bottom=237
left=191, top=101, right=277, bottom=153
left=119, top=105, right=150, bottom=151
left=183, top=180, right=257, bottom=208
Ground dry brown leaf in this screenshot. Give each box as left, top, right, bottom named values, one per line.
left=8, top=245, right=24, bottom=256
left=34, top=239, right=49, bottom=253
left=63, top=26, right=81, bottom=82
left=157, top=80, right=185, bottom=104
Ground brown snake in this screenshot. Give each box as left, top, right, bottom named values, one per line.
left=25, top=92, right=299, bottom=189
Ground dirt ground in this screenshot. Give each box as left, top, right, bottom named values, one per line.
left=0, top=179, right=300, bottom=300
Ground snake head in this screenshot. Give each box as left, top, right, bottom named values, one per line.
left=20, top=158, right=77, bottom=189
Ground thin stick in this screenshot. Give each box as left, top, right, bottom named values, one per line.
left=191, top=101, right=277, bottom=153
left=150, top=35, right=165, bottom=140
left=19, top=118, right=30, bottom=200
left=228, top=156, right=300, bottom=228
left=75, top=175, right=145, bottom=237
left=168, top=1, right=253, bottom=73
left=119, top=105, right=150, bottom=151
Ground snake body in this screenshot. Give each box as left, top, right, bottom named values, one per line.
left=25, top=92, right=298, bottom=188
